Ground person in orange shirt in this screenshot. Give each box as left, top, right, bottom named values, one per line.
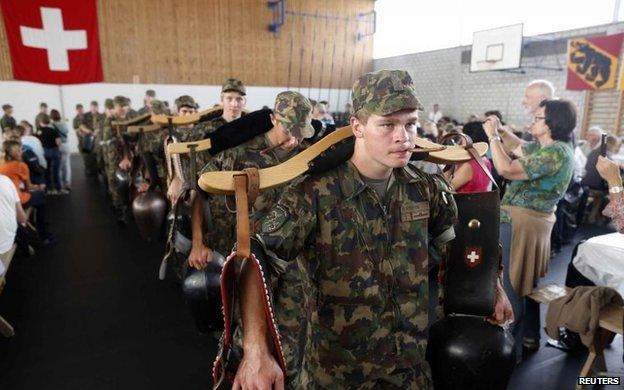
left=0, top=139, right=52, bottom=243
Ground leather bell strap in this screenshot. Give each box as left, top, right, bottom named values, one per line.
left=233, top=168, right=260, bottom=259
left=213, top=251, right=287, bottom=387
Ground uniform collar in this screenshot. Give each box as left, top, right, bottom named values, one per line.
left=339, top=161, right=424, bottom=200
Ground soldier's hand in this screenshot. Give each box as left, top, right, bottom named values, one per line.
left=137, top=182, right=149, bottom=193
left=167, top=176, right=182, bottom=204
left=188, top=242, right=213, bottom=269
left=233, top=349, right=284, bottom=390
left=488, top=278, right=514, bottom=326
left=118, top=158, right=131, bottom=170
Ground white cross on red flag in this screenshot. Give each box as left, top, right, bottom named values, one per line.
left=1, top=0, right=103, bottom=84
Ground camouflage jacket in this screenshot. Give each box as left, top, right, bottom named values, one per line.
left=199, top=133, right=299, bottom=255
left=255, top=161, right=457, bottom=387
left=82, top=112, right=105, bottom=132
left=72, top=114, right=84, bottom=130
left=177, top=116, right=229, bottom=184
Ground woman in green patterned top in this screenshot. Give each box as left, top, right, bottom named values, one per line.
left=484, top=99, right=575, bottom=362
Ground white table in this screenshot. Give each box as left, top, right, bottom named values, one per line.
left=573, top=232, right=624, bottom=297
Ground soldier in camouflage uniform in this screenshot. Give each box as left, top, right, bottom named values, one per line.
left=164, top=95, right=199, bottom=204
left=102, top=95, right=135, bottom=223
left=234, top=70, right=513, bottom=389
left=95, top=99, right=114, bottom=178
left=135, top=99, right=169, bottom=192
left=192, top=78, right=247, bottom=139
left=192, top=91, right=312, bottom=363
left=77, top=101, right=105, bottom=176
left=137, top=89, right=156, bottom=115
left=189, top=91, right=312, bottom=266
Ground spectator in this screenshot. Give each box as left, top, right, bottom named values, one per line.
left=579, top=126, right=604, bottom=157
left=484, top=98, right=575, bottom=361
left=18, top=122, right=46, bottom=170
left=521, top=80, right=555, bottom=141
left=578, top=135, right=621, bottom=223
left=38, top=115, right=64, bottom=195
left=596, top=155, right=624, bottom=233
left=467, top=113, right=479, bottom=123
left=0, top=140, right=51, bottom=243
left=50, top=109, right=71, bottom=191
left=0, top=174, right=26, bottom=267
left=445, top=124, right=493, bottom=193
left=422, top=121, right=438, bottom=142
left=1, top=104, right=17, bottom=132
left=34, top=102, right=48, bottom=133
left=428, top=103, right=443, bottom=123
left=16, top=125, right=46, bottom=185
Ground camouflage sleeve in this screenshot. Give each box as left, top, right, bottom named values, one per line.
left=519, top=143, right=566, bottom=180
left=102, top=119, right=112, bottom=141
left=255, top=179, right=316, bottom=277
left=428, top=173, right=457, bottom=249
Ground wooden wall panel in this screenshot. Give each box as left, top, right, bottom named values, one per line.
left=95, top=0, right=374, bottom=87
left=0, top=0, right=373, bottom=87
left=0, top=6, right=13, bottom=80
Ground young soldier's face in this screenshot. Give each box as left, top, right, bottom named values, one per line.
left=354, top=109, right=418, bottom=170
left=178, top=106, right=196, bottom=116
left=113, top=104, right=126, bottom=118
left=90, top=104, right=98, bottom=113
left=221, top=92, right=246, bottom=117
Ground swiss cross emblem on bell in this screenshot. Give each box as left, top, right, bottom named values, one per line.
left=464, top=247, right=482, bottom=268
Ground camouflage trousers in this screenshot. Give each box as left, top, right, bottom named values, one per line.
left=103, top=144, right=124, bottom=208
left=81, top=152, right=98, bottom=175
left=297, top=365, right=432, bottom=389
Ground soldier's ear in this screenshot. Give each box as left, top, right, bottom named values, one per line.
left=351, top=116, right=364, bottom=138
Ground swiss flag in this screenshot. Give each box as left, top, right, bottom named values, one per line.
left=1, top=0, right=103, bottom=84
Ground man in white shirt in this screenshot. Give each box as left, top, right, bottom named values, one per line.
left=428, top=103, right=443, bottom=123
left=18, top=124, right=47, bottom=169
left=0, top=175, right=27, bottom=273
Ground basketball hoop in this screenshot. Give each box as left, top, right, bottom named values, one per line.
left=471, top=24, right=523, bottom=72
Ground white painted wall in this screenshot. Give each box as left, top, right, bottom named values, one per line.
left=1, top=81, right=352, bottom=152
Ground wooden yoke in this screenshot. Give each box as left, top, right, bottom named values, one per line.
left=111, top=112, right=152, bottom=127
left=151, top=106, right=224, bottom=127
left=166, top=139, right=212, bottom=156
left=126, top=123, right=163, bottom=133
left=197, top=126, right=489, bottom=194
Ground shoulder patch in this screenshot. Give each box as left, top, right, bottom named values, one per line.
left=261, top=205, right=290, bottom=233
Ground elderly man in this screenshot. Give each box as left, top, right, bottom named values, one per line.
left=521, top=80, right=555, bottom=141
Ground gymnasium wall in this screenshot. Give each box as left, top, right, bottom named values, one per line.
left=375, top=22, right=624, bottom=135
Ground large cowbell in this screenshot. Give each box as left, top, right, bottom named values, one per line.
left=426, top=189, right=515, bottom=390
left=132, top=190, right=167, bottom=241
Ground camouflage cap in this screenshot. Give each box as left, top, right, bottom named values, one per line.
left=221, top=78, right=246, bottom=95
left=351, top=69, right=424, bottom=116
left=145, top=89, right=156, bottom=97
left=113, top=95, right=130, bottom=106
left=175, top=95, right=197, bottom=109
left=273, top=91, right=314, bottom=139
left=150, top=99, right=167, bottom=115
left=104, top=98, right=114, bottom=110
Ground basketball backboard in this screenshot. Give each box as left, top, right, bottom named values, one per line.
left=470, top=23, right=523, bottom=72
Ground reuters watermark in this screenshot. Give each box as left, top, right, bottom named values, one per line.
left=577, top=377, right=620, bottom=386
